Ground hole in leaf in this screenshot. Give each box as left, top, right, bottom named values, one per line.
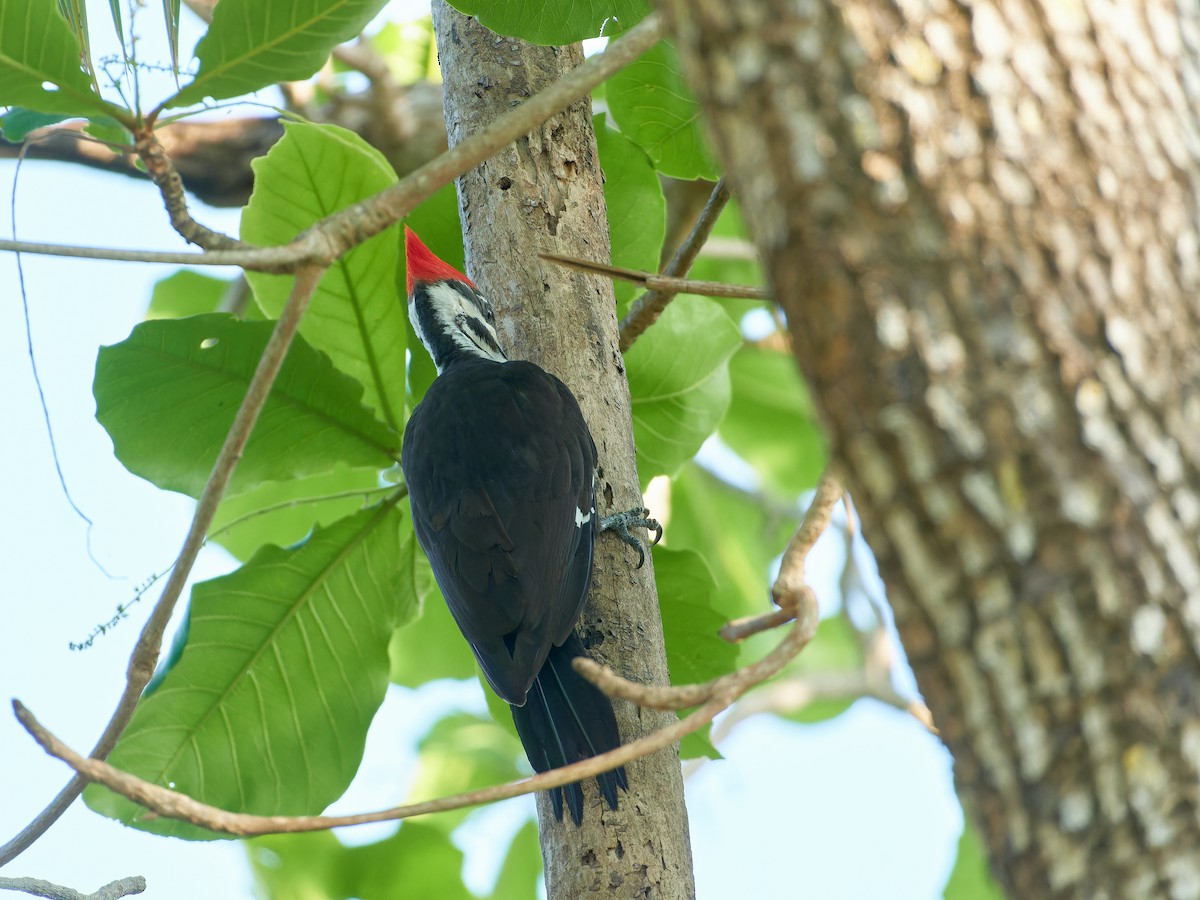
left=200, top=338, right=218, bottom=349
left=41, top=81, right=59, bottom=92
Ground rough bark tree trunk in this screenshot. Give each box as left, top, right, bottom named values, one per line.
left=663, top=0, right=1200, bottom=897
left=430, top=4, right=696, bottom=896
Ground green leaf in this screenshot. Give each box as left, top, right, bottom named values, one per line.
left=54, top=0, right=92, bottom=83
left=388, top=522, right=477, bottom=687
left=210, top=466, right=387, bottom=561
left=352, top=17, right=436, bottom=85
left=94, top=314, right=399, bottom=498
left=625, top=297, right=740, bottom=484
left=146, top=270, right=233, bottom=320
left=656, top=547, right=737, bottom=684
left=943, top=813, right=1005, bottom=900
left=595, top=113, right=665, bottom=309
left=679, top=727, right=722, bottom=761
left=785, top=696, right=856, bottom=724
left=106, top=0, right=124, bottom=54
left=785, top=612, right=862, bottom=674
left=445, top=0, right=648, bottom=45
left=168, top=0, right=390, bottom=107
left=668, top=463, right=799, bottom=628
left=406, top=712, right=524, bottom=830
left=776, top=614, right=863, bottom=724
left=0, top=0, right=110, bottom=116
left=249, top=822, right=475, bottom=900
left=349, top=823, right=475, bottom=900
left=0, top=108, right=69, bottom=140
left=81, top=115, right=126, bottom=146
left=490, top=820, right=541, bottom=900
left=720, top=346, right=826, bottom=496
left=243, top=121, right=407, bottom=431
left=655, top=547, right=732, bottom=761
left=607, top=41, right=718, bottom=180
left=85, top=501, right=410, bottom=838
left=162, top=0, right=180, bottom=74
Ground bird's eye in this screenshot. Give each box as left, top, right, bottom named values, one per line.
left=479, top=296, right=495, bottom=324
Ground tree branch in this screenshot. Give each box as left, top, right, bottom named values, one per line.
left=133, top=131, right=243, bottom=250
left=619, top=179, right=733, bottom=350
left=0, top=876, right=145, bottom=900
left=0, top=265, right=326, bottom=866
left=721, top=469, right=844, bottom=641
left=12, top=691, right=727, bottom=837
left=540, top=252, right=769, bottom=300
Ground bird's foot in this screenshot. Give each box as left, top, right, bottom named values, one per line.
left=600, top=507, right=663, bottom=569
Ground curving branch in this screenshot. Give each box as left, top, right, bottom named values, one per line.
left=0, top=875, right=145, bottom=900
left=133, top=130, right=243, bottom=250
left=619, top=179, right=733, bottom=350
left=13, top=693, right=728, bottom=837
left=721, top=469, right=844, bottom=642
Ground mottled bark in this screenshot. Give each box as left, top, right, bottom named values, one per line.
left=662, top=0, right=1200, bottom=897
left=431, top=4, right=695, bottom=898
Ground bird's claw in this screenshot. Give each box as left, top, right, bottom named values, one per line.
left=600, top=507, right=663, bottom=569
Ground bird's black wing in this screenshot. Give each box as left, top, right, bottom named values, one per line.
left=401, top=358, right=597, bottom=706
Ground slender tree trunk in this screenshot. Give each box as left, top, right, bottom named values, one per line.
left=663, top=0, right=1200, bottom=896
left=430, top=5, right=696, bottom=896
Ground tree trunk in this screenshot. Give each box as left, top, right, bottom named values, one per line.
left=662, top=0, right=1200, bottom=897
left=430, top=5, right=696, bottom=896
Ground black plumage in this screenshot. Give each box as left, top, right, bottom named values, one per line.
left=400, top=230, right=626, bottom=823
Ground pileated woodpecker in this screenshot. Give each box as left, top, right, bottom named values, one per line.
left=400, top=227, right=659, bottom=824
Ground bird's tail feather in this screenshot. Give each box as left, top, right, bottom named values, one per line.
left=511, top=632, right=627, bottom=825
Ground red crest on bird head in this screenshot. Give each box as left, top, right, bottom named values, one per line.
left=404, top=226, right=475, bottom=295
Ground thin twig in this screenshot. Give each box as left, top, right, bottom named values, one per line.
left=133, top=131, right=243, bottom=250
left=540, top=253, right=768, bottom=300
left=619, top=179, right=733, bottom=351
left=721, top=469, right=844, bottom=642
left=0, top=875, right=145, bottom=900
left=0, top=266, right=326, bottom=865
left=0, top=240, right=278, bottom=266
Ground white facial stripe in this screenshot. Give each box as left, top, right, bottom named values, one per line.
left=409, top=296, right=433, bottom=362
left=413, top=281, right=507, bottom=371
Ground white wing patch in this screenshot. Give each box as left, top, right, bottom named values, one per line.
left=575, top=504, right=594, bottom=527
